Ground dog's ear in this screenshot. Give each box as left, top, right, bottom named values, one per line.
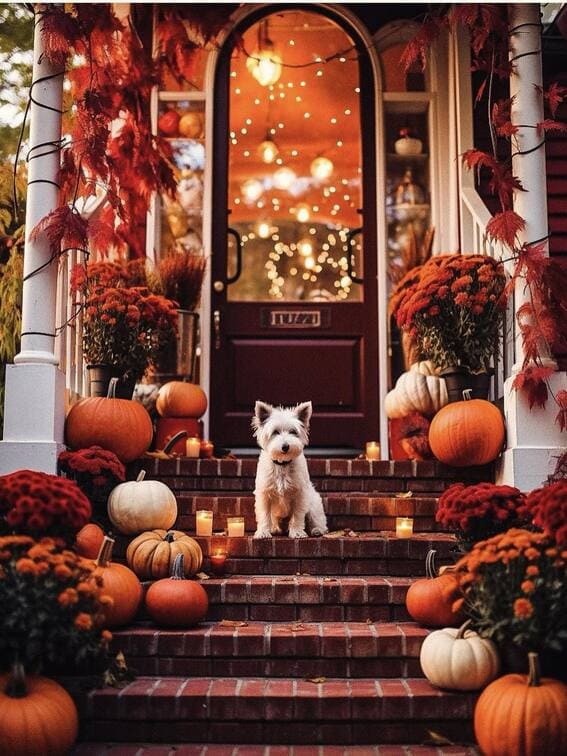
left=294, top=401, right=313, bottom=428
left=252, top=401, right=273, bottom=431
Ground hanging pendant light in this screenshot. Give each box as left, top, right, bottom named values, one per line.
left=273, top=166, right=296, bottom=191
left=246, top=20, right=282, bottom=87
left=258, top=134, right=279, bottom=164
left=310, top=156, right=334, bottom=181
left=241, top=178, right=264, bottom=203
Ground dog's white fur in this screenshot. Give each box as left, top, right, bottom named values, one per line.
left=252, top=401, right=328, bottom=539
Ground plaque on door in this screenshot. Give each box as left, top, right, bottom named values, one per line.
left=261, top=309, right=331, bottom=328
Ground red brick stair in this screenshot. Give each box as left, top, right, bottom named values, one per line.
left=74, top=746, right=479, bottom=755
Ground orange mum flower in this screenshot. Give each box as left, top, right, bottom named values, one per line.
left=54, top=564, right=73, bottom=580
left=74, top=612, right=93, bottom=631
left=524, top=548, right=540, bottom=561
left=521, top=580, right=536, bottom=594
left=15, top=558, right=37, bottom=575
left=513, top=598, right=534, bottom=619
left=101, top=630, right=113, bottom=643
left=58, top=588, right=79, bottom=607
left=526, top=565, right=539, bottom=577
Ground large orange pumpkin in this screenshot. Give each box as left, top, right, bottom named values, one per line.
left=155, top=381, right=208, bottom=419
left=145, top=553, right=208, bottom=627
left=65, top=379, right=153, bottom=463
left=0, top=663, right=79, bottom=756
left=74, top=522, right=105, bottom=559
left=405, top=549, right=464, bottom=627
left=94, top=536, right=143, bottom=628
left=474, top=652, right=567, bottom=756
left=429, top=390, right=505, bottom=466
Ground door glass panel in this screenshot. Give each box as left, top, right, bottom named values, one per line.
left=227, top=10, right=363, bottom=302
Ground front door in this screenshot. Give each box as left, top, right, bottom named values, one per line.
left=210, top=7, right=379, bottom=448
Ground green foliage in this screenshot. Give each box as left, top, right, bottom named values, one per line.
left=0, top=3, right=33, bottom=159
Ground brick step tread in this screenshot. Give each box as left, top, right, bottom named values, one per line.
left=83, top=676, right=477, bottom=723
left=73, top=743, right=479, bottom=755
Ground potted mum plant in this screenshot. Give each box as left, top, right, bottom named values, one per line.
left=58, top=446, right=126, bottom=523
left=395, top=254, right=508, bottom=400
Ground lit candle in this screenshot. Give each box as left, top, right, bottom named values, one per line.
left=396, top=517, right=414, bottom=538
left=227, top=517, right=245, bottom=537
left=200, top=440, right=214, bottom=459
left=196, top=510, right=213, bottom=537
left=365, top=441, right=381, bottom=461
left=186, top=437, right=201, bottom=458
left=209, top=549, right=227, bottom=575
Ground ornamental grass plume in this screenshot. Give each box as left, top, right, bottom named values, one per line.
left=454, top=528, right=567, bottom=652
left=0, top=535, right=112, bottom=673
left=0, top=470, right=91, bottom=545
left=394, top=253, right=507, bottom=372
left=153, top=249, right=207, bottom=311
left=524, top=480, right=567, bottom=547
left=436, top=482, right=530, bottom=548
left=58, top=446, right=126, bottom=507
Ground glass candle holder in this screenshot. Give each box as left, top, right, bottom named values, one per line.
left=396, top=517, right=414, bottom=538
left=227, top=516, right=245, bottom=537
left=186, top=437, right=201, bottom=458
left=365, top=441, right=381, bottom=461
left=200, top=440, right=214, bottom=459
left=196, top=510, right=213, bottom=536
left=209, top=549, right=227, bottom=575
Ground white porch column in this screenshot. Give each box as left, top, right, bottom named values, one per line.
left=0, top=5, right=66, bottom=474
left=497, top=3, right=566, bottom=491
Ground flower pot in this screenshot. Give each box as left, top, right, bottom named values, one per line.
left=157, top=310, right=199, bottom=381
left=394, top=136, right=423, bottom=156
left=87, top=364, right=114, bottom=397
left=499, top=643, right=567, bottom=682
left=440, top=367, right=490, bottom=403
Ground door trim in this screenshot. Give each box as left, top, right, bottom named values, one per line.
left=200, top=3, right=389, bottom=457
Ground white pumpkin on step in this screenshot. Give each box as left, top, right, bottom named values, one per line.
left=107, top=470, right=178, bottom=535
left=384, top=362, right=448, bottom=419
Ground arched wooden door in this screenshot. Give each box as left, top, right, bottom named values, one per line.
left=210, top=6, right=378, bottom=449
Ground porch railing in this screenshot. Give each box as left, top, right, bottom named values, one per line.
left=54, top=248, right=87, bottom=402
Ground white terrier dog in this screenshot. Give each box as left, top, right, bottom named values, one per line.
left=252, top=400, right=328, bottom=539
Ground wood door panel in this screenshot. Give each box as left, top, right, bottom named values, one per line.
left=231, top=338, right=360, bottom=408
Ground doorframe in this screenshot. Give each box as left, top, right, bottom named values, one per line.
left=200, top=3, right=388, bottom=456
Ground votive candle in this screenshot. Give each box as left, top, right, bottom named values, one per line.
left=200, top=440, right=214, bottom=459
left=209, top=549, right=227, bottom=574
left=196, top=510, right=213, bottom=536
left=186, top=437, right=201, bottom=458
left=396, top=517, right=414, bottom=538
left=365, top=441, right=381, bottom=461
left=227, top=516, right=245, bottom=537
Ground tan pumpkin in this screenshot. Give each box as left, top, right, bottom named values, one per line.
left=127, top=529, right=203, bottom=580
left=419, top=619, right=500, bottom=691
left=156, top=381, right=208, bottom=419
left=385, top=364, right=448, bottom=419
left=107, top=470, right=177, bottom=535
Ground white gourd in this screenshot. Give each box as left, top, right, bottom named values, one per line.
left=419, top=620, right=500, bottom=691
left=411, top=360, right=439, bottom=376
left=384, top=363, right=448, bottom=419
left=107, top=470, right=178, bottom=535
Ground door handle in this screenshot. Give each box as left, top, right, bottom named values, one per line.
left=345, top=226, right=363, bottom=284
left=213, top=310, right=222, bottom=350
left=226, top=226, right=243, bottom=285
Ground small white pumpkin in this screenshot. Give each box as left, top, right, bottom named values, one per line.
left=410, top=360, right=440, bottom=377
left=384, top=365, right=448, bottom=419
left=107, top=470, right=178, bottom=535
left=419, top=619, right=500, bottom=691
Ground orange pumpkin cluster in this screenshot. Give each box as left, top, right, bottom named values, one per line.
left=0, top=535, right=112, bottom=673
left=391, top=254, right=507, bottom=372
left=525, top=480, right=567, bottom=546
left=58, top=446, right=125, bottom=506
left=0, top=470, right=91, bottom=544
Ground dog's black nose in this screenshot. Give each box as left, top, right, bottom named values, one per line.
left=282, top=443, right=290, bottom=453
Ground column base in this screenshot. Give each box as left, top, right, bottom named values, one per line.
left=0, top=441, right=66, bottom=475
left=496, top=446, right=564, bottom=491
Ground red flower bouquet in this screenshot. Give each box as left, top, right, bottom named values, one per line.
left=58, top=446, right=126, bottom=507
left=437, top=482, right=530, bottom=548
left=525, top=481, right=567, bottom=546
left=0, top=535, right=112, bottom=673
left=0, top=470, right=91, bottom=544
left=395, top=254, right=507, bottom=372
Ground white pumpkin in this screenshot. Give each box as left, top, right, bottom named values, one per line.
left=419, top=620, right=500, bottom=691
left=410, top=360, right=440, bottom=376
left=107, top=470, right=178, bottom=535
left=384, top=365, right=448, bottom=419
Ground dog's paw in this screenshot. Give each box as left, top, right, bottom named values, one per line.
left=289, top=528, right=308, bottom=539
left=310, top=527, right=328, bottom=537
left=254, top=529, right=272, bottom=539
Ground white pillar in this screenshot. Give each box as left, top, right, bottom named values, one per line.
left=497, top=4, right=565, bottom=491
left=0, top=4, right=66, bottom=474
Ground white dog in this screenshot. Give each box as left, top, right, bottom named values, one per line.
left=252, top=400, right=328, bottom=539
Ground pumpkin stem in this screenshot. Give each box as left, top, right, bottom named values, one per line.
left=5, top=663, right=27, bottom=698
left=456, top=619, right=473, bottom=639
left=97, top=535, right=116, bottom=568
left=425, top=549, right=437, bottom=579
left=136, top=469, right=147, bottom=483
left=462, top=388, right=473, bottom=401
left=171, top=553, right=186, bottom=580
left=107, top=377, right=119, bottom=399
left=163, top=430, right=188, bottom=455
left=164, top=531, right=176, bottom=543
left=528, top=652, right=541, bottom=687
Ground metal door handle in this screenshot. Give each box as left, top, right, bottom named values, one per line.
left=213, top=310, right=221, bottom=350
left=345, top=226, right=363, bottom=284
left=226, top=227, right=243, bottom=285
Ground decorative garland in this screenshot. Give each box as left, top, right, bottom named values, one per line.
left=402, top=5, right=567, bottom=427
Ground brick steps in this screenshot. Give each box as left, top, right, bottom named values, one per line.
left=73, top=745, right=480, bottom=755
left=80, top=676, right=476, bottom=745
left=111, top=622, right=429, bottom=679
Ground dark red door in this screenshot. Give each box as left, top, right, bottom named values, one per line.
left=210, top=7, right=379, bottom=448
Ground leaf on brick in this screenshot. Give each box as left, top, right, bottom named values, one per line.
left=305, top=676, right=327, bottom=684
left=219, top=619, right=248, bottom=627
left=396, top=491, right=414, bottom=498
left=196, top=572, right=210, bottom=580
left=486, top=211, right=525, bottom=247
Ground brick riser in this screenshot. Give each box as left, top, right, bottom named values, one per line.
left=78, top=676, right=476, bottom=746
left=74, top=746, right=480, bottom=755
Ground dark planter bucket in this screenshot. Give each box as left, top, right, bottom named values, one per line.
left=157, top=310, right=199, bottom=381
left=87, top=365, right=136, bottom=399
left=440, top=367, right=491, bottom=403
left=499, top=644, right=567, bottom=683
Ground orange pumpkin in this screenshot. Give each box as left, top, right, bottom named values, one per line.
left=94, top=536, right=142, bottom=628
left=0, top=663, right=78, bottom=756
left=74, top=523, right=105, bottom=559
left=475, top=652, right=567, bottom=756
left=405, top=549, right=464, bottom=627
left=156, top=381, right=208, bottom=419
left=65, top=379, right=153, bottom=463
left=127, top=529, right=203, bottom=580
left=145, top=553, right=208, bottom=627
left=429, top=390, right=505, bottom=467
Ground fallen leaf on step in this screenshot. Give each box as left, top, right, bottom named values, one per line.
left=423, top=730, right=454, bottom=746
left=144, top=450, right=171, bottom=459
left=345, top=529, right=358, bottom=537
left=323, top=577, right=338, bottom=582
left=305, top=676, right=327, bottom=684
left=396, top=491, right=413, bottom=498
left=286, top=623, right=307, bottom=632
left=277, top=577, right=296, bottom=582
left=196, top=572, right=210, bottom=580
left=219, top=620, right=248, bottom=627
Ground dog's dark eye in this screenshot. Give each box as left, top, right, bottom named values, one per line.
left=272, top=429, right=280, bottom=436
left=288, top=428, right=298, bottom=435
